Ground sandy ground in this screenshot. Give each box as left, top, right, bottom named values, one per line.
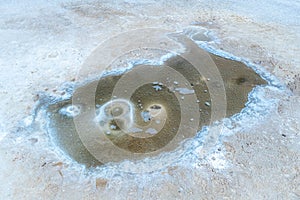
left=0, top=0, right=299, bottom=199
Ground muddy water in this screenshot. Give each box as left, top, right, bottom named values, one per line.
left=46, top=53, right=266, bottom=167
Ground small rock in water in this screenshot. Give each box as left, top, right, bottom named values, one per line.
left=110, top=125, right=117, bottom=130
left=175, top=88, right=195, bottom=95
left=153, top=85, right=162, bottom=91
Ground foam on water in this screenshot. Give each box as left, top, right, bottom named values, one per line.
left=94, top=99, right=135, bottom=135
left=59, top=104, right=82, bottom=118
left=145, top=128, right=158, bottom=135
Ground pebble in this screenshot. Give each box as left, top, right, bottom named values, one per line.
left=153, top=85, right=162, bottom=91
left=205, top=102, right=211, bottom=107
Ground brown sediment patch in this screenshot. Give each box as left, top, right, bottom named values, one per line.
left=46, top=52, right=266, bottom=167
